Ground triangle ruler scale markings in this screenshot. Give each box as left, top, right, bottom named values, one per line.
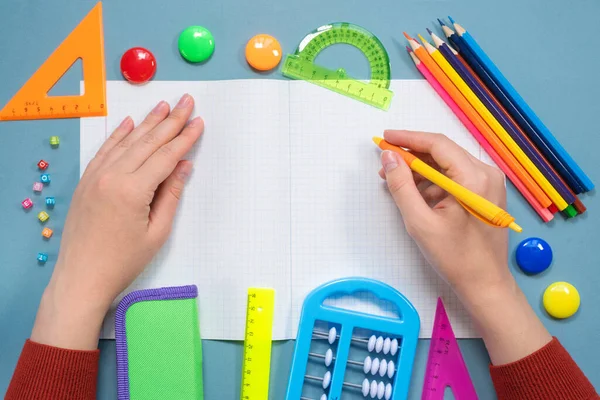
left=0, top=2, right=107, bottom=121
left=422, top=298, right=478, bottom=400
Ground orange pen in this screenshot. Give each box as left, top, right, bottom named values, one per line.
left=404, top=33, right=551, bottom=208
left=374, top=137, right=521, bottom=232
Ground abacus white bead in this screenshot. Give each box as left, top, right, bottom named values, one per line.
left=320, top=395, right=327, bottom=400
left=387, top=360, right=395, bottom=378
left=375, top=336, right=384, bottom=353
left=383, top=337, right=391, bottom=354
left=368, top=335, right=377, bottom=352
left=370, top=380, right=378, bottom=398
left=379, top=359, right=387, bottom=377
left=362, top=379, right=370, bottom=397
left=370, top=357, right=380, bottom=375
left=390, top=339, right=399, bottom=356
left=322, top=371, right=331, bottom=389
left=363, top=356, right=372, bottom=374
left=385, top=383, right=393, bottom=400
left=328, top=327, right=337, bottom=344
left=377, top=381, right=385, bottom=399
left=325, top=348, right=333, bottom=367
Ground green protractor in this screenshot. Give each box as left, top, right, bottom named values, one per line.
left=282, top=22, right=393, bottom=110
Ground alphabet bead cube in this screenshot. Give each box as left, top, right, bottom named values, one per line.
left=42, top=227, right=53, bottom=238
left=45, top=197, right=55, bottom=208
left=37, top=160, right=49, bottom=170
left=33, top=182, right=43, bottom=192
left=38, top=211, right=49, bottom=222
left=37, top=252, right=48, bottom=263
left=49, top=136, right=60, bottom=147
left=21, top=198, right=33, bottom=209
left=40, top=173, right=51, bottom=184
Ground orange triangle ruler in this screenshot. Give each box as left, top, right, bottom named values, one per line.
left=0, top=2, right=107, bottom=121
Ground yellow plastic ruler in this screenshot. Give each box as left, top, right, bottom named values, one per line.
left=240, top=288, right=275, bottom=400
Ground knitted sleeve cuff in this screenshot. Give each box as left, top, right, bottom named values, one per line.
left=6, top=339, right=99, bottom=400
left=490, top=337, right=599, bottom=400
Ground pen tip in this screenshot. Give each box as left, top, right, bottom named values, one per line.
left=509, top=222, right=523, bottom=233
left=372, top=137, right=383, bottom=145
left=448, top=16, right=455, bottom=24
left=403, top=31, right=413, bottom=40
left=437, top=18, right=446, bottom=26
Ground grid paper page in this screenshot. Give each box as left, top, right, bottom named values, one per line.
left=82, top=81, right=292, bottom=339
left=81, top=80, right=491, bottom=339
left=289, top=80, right=481, bottom=338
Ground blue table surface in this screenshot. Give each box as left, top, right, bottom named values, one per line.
left=1, top=0, right=599, bottom=398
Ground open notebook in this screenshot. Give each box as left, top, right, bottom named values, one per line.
left=81, top=80, right=490, bottom=340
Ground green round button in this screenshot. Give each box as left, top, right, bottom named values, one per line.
left=178, top=26, right=215, bottom=63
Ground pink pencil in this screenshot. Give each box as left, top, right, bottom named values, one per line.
left=407, top=47, right=553, bottom=222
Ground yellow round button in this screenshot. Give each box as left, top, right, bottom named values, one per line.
left=543, top=281, right=580, bottom=319
left=245, top=34, right=282, bottom=71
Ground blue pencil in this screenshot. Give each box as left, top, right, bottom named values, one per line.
left=428, top=31, right=576, bottom=205
left=438, top=21, right=584, bottom=194
left=450, top=18, right=594, bottom=191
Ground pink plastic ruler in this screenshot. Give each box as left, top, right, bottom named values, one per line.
left=421, top=298, right=478, bottom=400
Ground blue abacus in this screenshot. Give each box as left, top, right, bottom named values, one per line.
left=286, top=278, right=420, bottom=400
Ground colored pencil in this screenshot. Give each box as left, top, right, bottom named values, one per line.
left=451, top=19, right=594, bottom=192
left=428, top=32, right=576, bottom=208
left=439, top=21, right=584, bottom=195
left=403, top=33, right=552, bottom=209
left=436, top=28, right=586, bottom=215
left=407, top=48, right=553, bottom=222
left=373, top=137, right=522, bottom=232
left=417, top=34, right=568, bottom=211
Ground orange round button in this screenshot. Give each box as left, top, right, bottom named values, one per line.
left=245, top=34, right=282, bottom=71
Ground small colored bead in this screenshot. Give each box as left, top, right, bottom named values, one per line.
left=40, top=173, right=51, bottom=184
left=49, top=136, right=60, bottom=147
left=21, top=198, right=33, bottom=209
left=37, top=160, right=49, bottom=170
left=45, top=197, right=55, bottom=208
left=37, top=252, right=48, bottom=263
left=38, top=211, right=49, bottom=222
left=42, top=227, right=53, bottom=238
left=33, top=182, right=43, bottom=192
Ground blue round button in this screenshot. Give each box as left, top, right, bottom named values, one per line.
left=516, top=237, right=552, bottom=274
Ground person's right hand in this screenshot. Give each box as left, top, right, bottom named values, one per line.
left=378, top=129, right=552, bottom=365
left=378, top=129, right=510, bottom=298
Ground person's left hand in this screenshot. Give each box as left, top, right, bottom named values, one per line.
left=31, top=94, right=204, bottom=350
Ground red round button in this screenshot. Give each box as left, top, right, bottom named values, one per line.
left=120, top=47, right=156, bottom=84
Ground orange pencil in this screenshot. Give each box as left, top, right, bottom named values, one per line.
left=404, top=33, right=552, bottom=208
left=452, top=49, right=586, bottom=215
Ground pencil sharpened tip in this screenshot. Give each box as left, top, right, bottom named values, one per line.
left=405, top=46, right=413, bottom=53
left=437, top=18, right=446, bottom=27
left=426, top=27, right=433, bottom=35
left=448, top=16, right=455, bottom=24
left=403, top=32, right=413, bottom=40
left=372, top=137, right=383, bottom=146
left=417, top=33, right=427, bottom=43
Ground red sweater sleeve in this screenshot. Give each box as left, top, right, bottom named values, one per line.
left=5, top=339, right=99, bottom=400
left=490, top=337, right=599, bottom=400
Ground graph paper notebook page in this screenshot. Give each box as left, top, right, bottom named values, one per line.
left=81, top=80, right=489, bottom=340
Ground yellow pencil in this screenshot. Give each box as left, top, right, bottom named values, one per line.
left=416, top=35, right=568, bottom=211
left=374, top=137, right=522, bottom=233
